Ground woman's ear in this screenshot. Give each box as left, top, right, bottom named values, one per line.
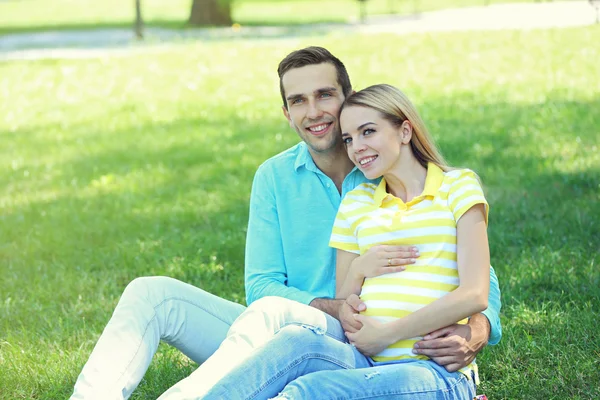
left=400, top=120, right=413, bottom=144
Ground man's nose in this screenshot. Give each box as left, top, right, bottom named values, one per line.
left=306, top=100, right=323, bottom=120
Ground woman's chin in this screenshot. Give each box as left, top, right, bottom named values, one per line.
left=363, top=170, right=382, bottom=180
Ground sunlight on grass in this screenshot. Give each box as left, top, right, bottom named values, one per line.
left=1, top=26, right=599, bottom=398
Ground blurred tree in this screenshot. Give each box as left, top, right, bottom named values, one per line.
left=135, top=0, right=143, bottom=39
left=189, top=0, right=232, bottom=26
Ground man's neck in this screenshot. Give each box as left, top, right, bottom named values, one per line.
left=309, top=146, right=355, bottom=193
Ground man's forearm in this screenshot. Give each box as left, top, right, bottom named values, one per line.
left=309, top=298, right=344, bottom=320
left=468, top=312, right=491, bottom=351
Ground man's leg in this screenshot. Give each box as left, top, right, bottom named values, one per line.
left=158, top=297, right=351, bottom=399
left=71, top=276, right=246, bottom=400
left=182, top=324, right=369, bottom=400
left=277, top=360, right=476, bottom=400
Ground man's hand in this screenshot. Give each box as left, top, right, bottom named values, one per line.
left=412, top=314, right=490, bottom=372
left=338, top=294, right=365, bottom=333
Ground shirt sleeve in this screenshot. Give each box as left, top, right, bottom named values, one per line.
left=482, top=265, right=503, bottom=345
left=244, top=164, right=316, bottom=306
left=447, top=169, right=489, bottom=225
left=329, top=195, right=360, bottom=254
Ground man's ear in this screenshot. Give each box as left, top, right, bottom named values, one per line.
left=400, top=120, right=413, bottom=144
left=282, top=105, right=293, bottom=129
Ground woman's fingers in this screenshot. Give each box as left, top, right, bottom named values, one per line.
left=377, top=266, right=406, bottom=275
left=387, top=257, right=417, bottom=266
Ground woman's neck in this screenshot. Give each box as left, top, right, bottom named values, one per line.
left=383, top=152, right=428, bottom=203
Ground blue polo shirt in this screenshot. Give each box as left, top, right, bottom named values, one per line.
left=244, top=142, right=502, bottom=345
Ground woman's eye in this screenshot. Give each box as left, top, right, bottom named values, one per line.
left=363, top=128, right=375, bottom=135
left=342, top=137, right=352, bottom=144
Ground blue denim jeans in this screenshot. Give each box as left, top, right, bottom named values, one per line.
left=203, top=325, right=475, bottom=400
left=195, top=298, right=476, bottom=400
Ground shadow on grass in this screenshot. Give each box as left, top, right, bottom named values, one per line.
left=1, top=94, right=599, bottom=397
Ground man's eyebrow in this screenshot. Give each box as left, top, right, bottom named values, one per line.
left=315, top=87, right=338, bottom=94
left=286, top=93, right=304, bottom=101
left=286, top=87, right=338, bottom=101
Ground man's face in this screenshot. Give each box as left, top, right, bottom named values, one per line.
left=281, top=63, right=345, bottom=154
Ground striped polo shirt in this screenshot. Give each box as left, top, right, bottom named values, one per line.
left=330, top=163, right=488, bottom=376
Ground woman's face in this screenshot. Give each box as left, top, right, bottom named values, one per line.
left=340, top=105, right=404, bottom=179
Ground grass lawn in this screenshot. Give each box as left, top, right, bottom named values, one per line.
left=0, top=0, right=537, bottom=33
left=1, top=26, right=599, bottom=399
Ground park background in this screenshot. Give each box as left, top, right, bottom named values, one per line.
left=1, top=0, right=599, bottom=398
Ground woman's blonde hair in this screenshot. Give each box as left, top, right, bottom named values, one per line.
left=342, top=84, right=450, bottom=171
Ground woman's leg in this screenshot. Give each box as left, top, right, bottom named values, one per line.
left=203, top=324, right=370, bottom=400
left=277, top=360, right=476, bottom=400
left=71, top=276, right=246, bottom=400
left=158, top=297, right=353, bottom=399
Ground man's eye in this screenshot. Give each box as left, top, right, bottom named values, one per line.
left=320, top=93, right=332, bottom=98
left=292, top=98, right=303, bottom=105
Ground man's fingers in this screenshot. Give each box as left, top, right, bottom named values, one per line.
left=443, top=363, right=462, bottom=372
left=428, top=355, right=457, bottom=367
left=414, top=337, right=453, bottom=350
left=345, top=294, right=366, bottom=312
left=423, top=326, right=454, bottom=340
left=413, top=346, right=449, bottom=358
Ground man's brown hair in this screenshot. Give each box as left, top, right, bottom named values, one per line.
left=277, top=46, right=352, bottom=108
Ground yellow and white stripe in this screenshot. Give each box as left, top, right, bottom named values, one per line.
left=330, top=163, right=488, bottom=379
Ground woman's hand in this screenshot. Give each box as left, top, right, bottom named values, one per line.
left=350, top=245, right=418, bottom=279
left=345, top=314, right=394, bottom=357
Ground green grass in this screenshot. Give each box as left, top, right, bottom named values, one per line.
left=1, top=26, right=599, bottom=399
left=0, top=0, right=536, bottom=34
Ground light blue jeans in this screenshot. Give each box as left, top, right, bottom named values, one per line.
left=164, top=297, right=476, bottom=399
left=71, top=276, right=247, bottom=399
left=71, top=278, right=343, bottom=399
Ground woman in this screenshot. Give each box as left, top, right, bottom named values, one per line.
left=165, top=84, right=491, bottom=400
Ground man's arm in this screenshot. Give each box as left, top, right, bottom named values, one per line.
left=244, top=166, right=316, bottom=305
left=412, top=266, right=502, bottom=371
left=481, top=265, right=502, bottom=345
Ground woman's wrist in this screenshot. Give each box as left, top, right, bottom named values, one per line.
left=384, top=318, right=405, bottom=344
left=349, top=258, right=365, bottom=280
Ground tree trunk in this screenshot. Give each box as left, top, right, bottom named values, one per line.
left=188, top=0, right=232, bottom=26
left=135, top=0, right=143, bottom=39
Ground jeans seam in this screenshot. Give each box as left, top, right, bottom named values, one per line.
left=246, top=352, right=355, bottom=400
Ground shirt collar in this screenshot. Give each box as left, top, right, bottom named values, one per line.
left=373, top=162, right=445, bottom=206
left=294, top=142, right=363, bottom=178
left=294, top=142, right=317, bottom=172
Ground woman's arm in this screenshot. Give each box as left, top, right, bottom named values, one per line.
left=336, top=250, right=361, bottom=298
left=347, top=204, right=490, bottom=355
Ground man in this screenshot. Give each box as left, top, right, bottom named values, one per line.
left=71, top=47, right=501, bottom=399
